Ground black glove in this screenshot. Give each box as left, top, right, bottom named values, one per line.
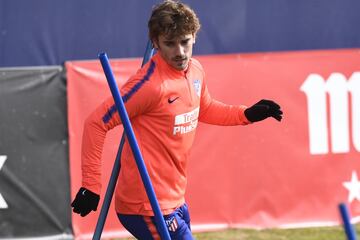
left=71, top=187, right=100, bottom=217
left=244, top=99, right=283, bottom=122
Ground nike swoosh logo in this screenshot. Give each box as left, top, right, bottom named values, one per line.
left=168, top=97, right=179, bottom=104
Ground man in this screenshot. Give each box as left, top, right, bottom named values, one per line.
left=71, top=0, right=283, bottom=239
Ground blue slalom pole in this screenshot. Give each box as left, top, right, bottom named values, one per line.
left=92, top=40, right=158, bottom=240
left=92, top=41, right=155, bottom=239
left=98, top=52, right=171, bottom=240
left=339, top=203, right=357, bottom=240
left=141, top=40, right=155, bottom=67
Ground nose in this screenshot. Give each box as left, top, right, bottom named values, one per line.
left=175, top=44, right=185, bottom=56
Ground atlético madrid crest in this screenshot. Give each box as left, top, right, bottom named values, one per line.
left=193, top=79, right=201, bottom=97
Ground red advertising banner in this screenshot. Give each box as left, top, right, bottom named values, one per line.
left=66, top=49, right=360, bottom=238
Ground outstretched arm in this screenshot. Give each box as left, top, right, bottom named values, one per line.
left=199, top=80, right=282, bottom=125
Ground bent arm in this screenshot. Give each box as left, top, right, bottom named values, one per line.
left=81, top=96, right=120, bottom=194
left=81, top=70, right=159, bottom=194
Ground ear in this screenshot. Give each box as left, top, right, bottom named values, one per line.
left=152, top=39, right=159, bottom=49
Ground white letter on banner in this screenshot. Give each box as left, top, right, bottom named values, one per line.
left=0, top=155, right=8, bottom=209
left=300, top=72, right=360, bottom=155
left=326, top=73, right=349, bottom=154
left=348, top=72, right=360, bottom=152
left=300, top=74, right=329, bottom=154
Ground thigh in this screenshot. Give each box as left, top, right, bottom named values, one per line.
left=118, top=204, right=194, bottom=240
left=118, top=214, right=159, bottom=240
left=178, top=203, right=191, bottom=230
left=164, top=204, right=193, bottom=240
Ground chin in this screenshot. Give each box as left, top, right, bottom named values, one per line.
left=177, top=66, right=187, bottom=71
left=176, top=62, right=189, bottom=71
left=170, top=64, right=185, bottom=71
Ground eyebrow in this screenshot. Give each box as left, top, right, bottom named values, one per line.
left=163, top=37, right=191, bottom=43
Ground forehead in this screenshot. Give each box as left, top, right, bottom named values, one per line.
left=159, top=33, right=193, bottom=42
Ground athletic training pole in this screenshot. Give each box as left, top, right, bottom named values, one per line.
left=339, top=203, right=357, bottom=240
left=142, top=39, right=155, bottom=67
left=92, top=40, right=158, bottom=240
left=97, top=52, right=171, bottom=240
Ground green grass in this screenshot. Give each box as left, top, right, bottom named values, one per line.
left=116, top=225, right=358, bottom=240
left=192, top=226, right=350, bottom=240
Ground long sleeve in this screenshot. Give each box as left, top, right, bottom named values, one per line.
left=198, top=79, right=251, bottom=126
left=81, top=96, right=118, bottom=194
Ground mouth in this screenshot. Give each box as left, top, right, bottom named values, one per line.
left=173, top=58, right=187, bottom=65
left=170, top=56, right=189, bottom=70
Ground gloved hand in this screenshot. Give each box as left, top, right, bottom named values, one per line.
left=71, top=187, right=100, bottom=217
left=244, top=99, right=283, bottom=122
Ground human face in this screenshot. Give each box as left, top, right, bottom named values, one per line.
left=153, top=34, right=195, bottom=71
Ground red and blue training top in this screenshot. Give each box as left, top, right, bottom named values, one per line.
left=81, top=53, right=250, bottom=216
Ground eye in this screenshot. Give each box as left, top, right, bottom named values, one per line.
left=164, top=41, right=174, bottom=47
left=181, top=39, right=190, bottom=45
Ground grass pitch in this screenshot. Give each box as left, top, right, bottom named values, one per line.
left=192, top=225, right=351, bottom=240
left=118, top=224, right=356, bottom=239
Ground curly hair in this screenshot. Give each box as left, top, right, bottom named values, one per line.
left=148, top=0, right=201, bottom=41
